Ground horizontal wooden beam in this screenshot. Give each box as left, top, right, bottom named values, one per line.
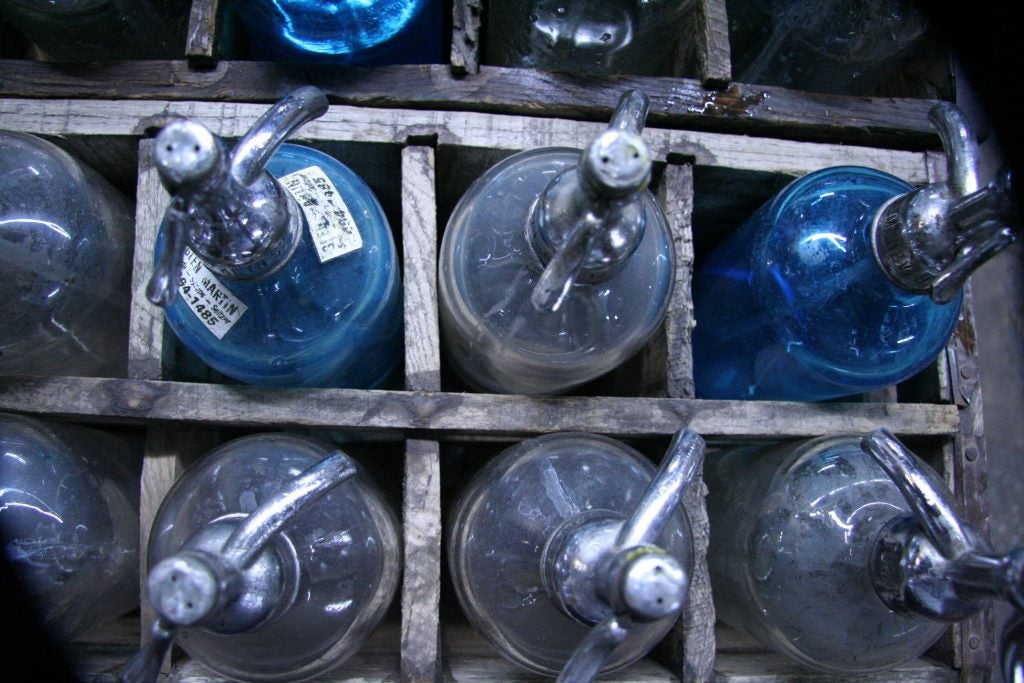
left=0, top=376, right=958, bottom=439
left=0, top=97, right=933, bottom=182
left=0, top=61, right=940, bottom=150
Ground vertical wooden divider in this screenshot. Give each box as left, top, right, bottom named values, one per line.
left=185, top=0, right=219, bottom=66
left=946, top=286, right=994, bottom=680
left=400, top=145, right=443, bottom=682
left=128, top=140, right=168, bottom=384
left=659, top=163, right=697, bottom=402
left=681, top=0, right=732, bottom=87
left=450, top=0, right=483, bottom=76
left=655, top=162, right=716, bottom=682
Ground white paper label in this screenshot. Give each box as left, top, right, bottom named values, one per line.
left=279, top=165, right=363, bottom=263
left=178, top=248, right=248, bottom=339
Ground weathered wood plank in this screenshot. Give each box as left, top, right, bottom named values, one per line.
left=450, top=0, right=482, bottom=76
left=138, top=429, right=184, bottom=651
left=0, top=97, right=934, bottom=183
left=0, top=61, right=944, bottom=149
left=443, top=622, right=676, bottom=681
left=714, top=625, right=956, bottom=680
left=662, top=162, right=697, bottom=400
left=713, top=652, right=957, bottom=682
left=399, top=146, right=443, bottom=682
left=128, top=140, right=168, bottom=381
left=639, top=162, right=694, bottom=398
left=684, top=0, right=731, bottom=87
left=137, top=426, right=218, bottom=660
left=185, top=0, right=218, bottom=65
left=401, top=439, right=442, bottom=683
left=657, top=463, right=715, bottom=683
left=680, top=473, right=715, bottom=683
left=653, top=163, right=715, bottom=681
left=166, top=621, right=400, bottom=682
left=943, top=284, right=995, bottom=681
left=0, top=376, right=960, bottom=438
left=402, top=146, right=441, bottom=393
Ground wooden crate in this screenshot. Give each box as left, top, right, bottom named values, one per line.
left=0, top=1, right=992, bottom=681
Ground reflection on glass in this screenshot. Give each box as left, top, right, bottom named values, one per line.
left=230, top=0, right=443, bottom=64
left=0, top=413, right=139, bottom=641
left=146, top=433, right=400, bottom=681
left=485, top=0, right=695, bottom=75
left=0, top=131, right=133, bottom=378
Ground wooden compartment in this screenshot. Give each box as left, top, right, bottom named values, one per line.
left=0, top=0, right=998, bottom=679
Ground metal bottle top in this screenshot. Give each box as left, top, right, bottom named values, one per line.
left=146, top=86, right=329, bottom=307
left=871, top=102, right=1020, bottom=304
left=543, top=429, right=705, bottom=683
left=861, top=430, right=1023, bottom=648
left=527, top=89, right=654, bottom=313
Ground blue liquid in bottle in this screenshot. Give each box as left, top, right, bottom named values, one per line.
left=149, top=88, right=402, bottom=389
left=160, top=145, right=401, bottom=388
left=232, top=0, right=443, bottom=64
left=692, top=167, right=960, bottom=401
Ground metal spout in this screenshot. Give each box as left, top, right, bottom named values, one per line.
left=120, top=451, right=357, bottom=683
left=871, top=104, right=1020, bottom=302
left=863, top=429, right=1024, bottom=622
left=547, top=429, right=705, bottom=683
left=529, top=89, right=653, bottom=312
left=230, top=86, right=329, bottom=188
left=146, top=87, right=329, bottom=307
left=930, top=102, right=980, bottom=199
left=932, top=166, right=1020, bottom=303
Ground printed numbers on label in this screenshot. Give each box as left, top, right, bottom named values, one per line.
left=176, top=248, right=249, bottom=339
left=279, top=166, right=364, bottom=263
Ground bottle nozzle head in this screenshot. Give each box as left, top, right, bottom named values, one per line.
left=147, top=552, right=225, bottom=627
left=582, top=130, right=652, bottom=199
left=154, top=121, right=220, bottom=189
left=616, top=549, right=687, bottom=620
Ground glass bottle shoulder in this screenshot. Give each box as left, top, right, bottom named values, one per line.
left=0, top=415, right=139, bottom=639
left=449, top=433, right=690, bottom=675
left=148, top=433, right=400, bottom=682
left=707, top=436, right=946, bottom=673
left=0, top=132, right=133, bottom=376
left=439, top=148, right=674, bottom=393
left=161, top=142, right=402, bottom=387
left=261, top=143, right=400, bottom=310
left=749, top=166, right=960, bottom=387
left=484, top=0, right=696, bottom=75
left=754, top=166, right=912, bottom=270
left=0, top=132, right=132, bottom=256
left=235, top=0, right=438, bottom=62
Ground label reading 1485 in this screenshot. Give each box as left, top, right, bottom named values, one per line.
left=178, top=248, right=248, bottom=339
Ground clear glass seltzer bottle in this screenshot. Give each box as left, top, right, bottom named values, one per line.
left=706, top=430, right=1024, bottom=674
left=449, top=429, right=705, bottom=681
left=123, top=433, right=401, bottom=683
left=439, top=89, right=675, bottom=395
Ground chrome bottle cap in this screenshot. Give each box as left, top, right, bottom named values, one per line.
left=147, top=87, right=329, bottom=306
left=871, top=103, right=1020, bottom=304
left=528, top=89, right=654, bottom=312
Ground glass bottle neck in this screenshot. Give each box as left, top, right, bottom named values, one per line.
left=871, top=166, right=1018, bottom=303
left=148, top=87, right=329, bottom=307
left=524, top=164, right=647, bottom=286
left=184, top=174, right=305, bottom=281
